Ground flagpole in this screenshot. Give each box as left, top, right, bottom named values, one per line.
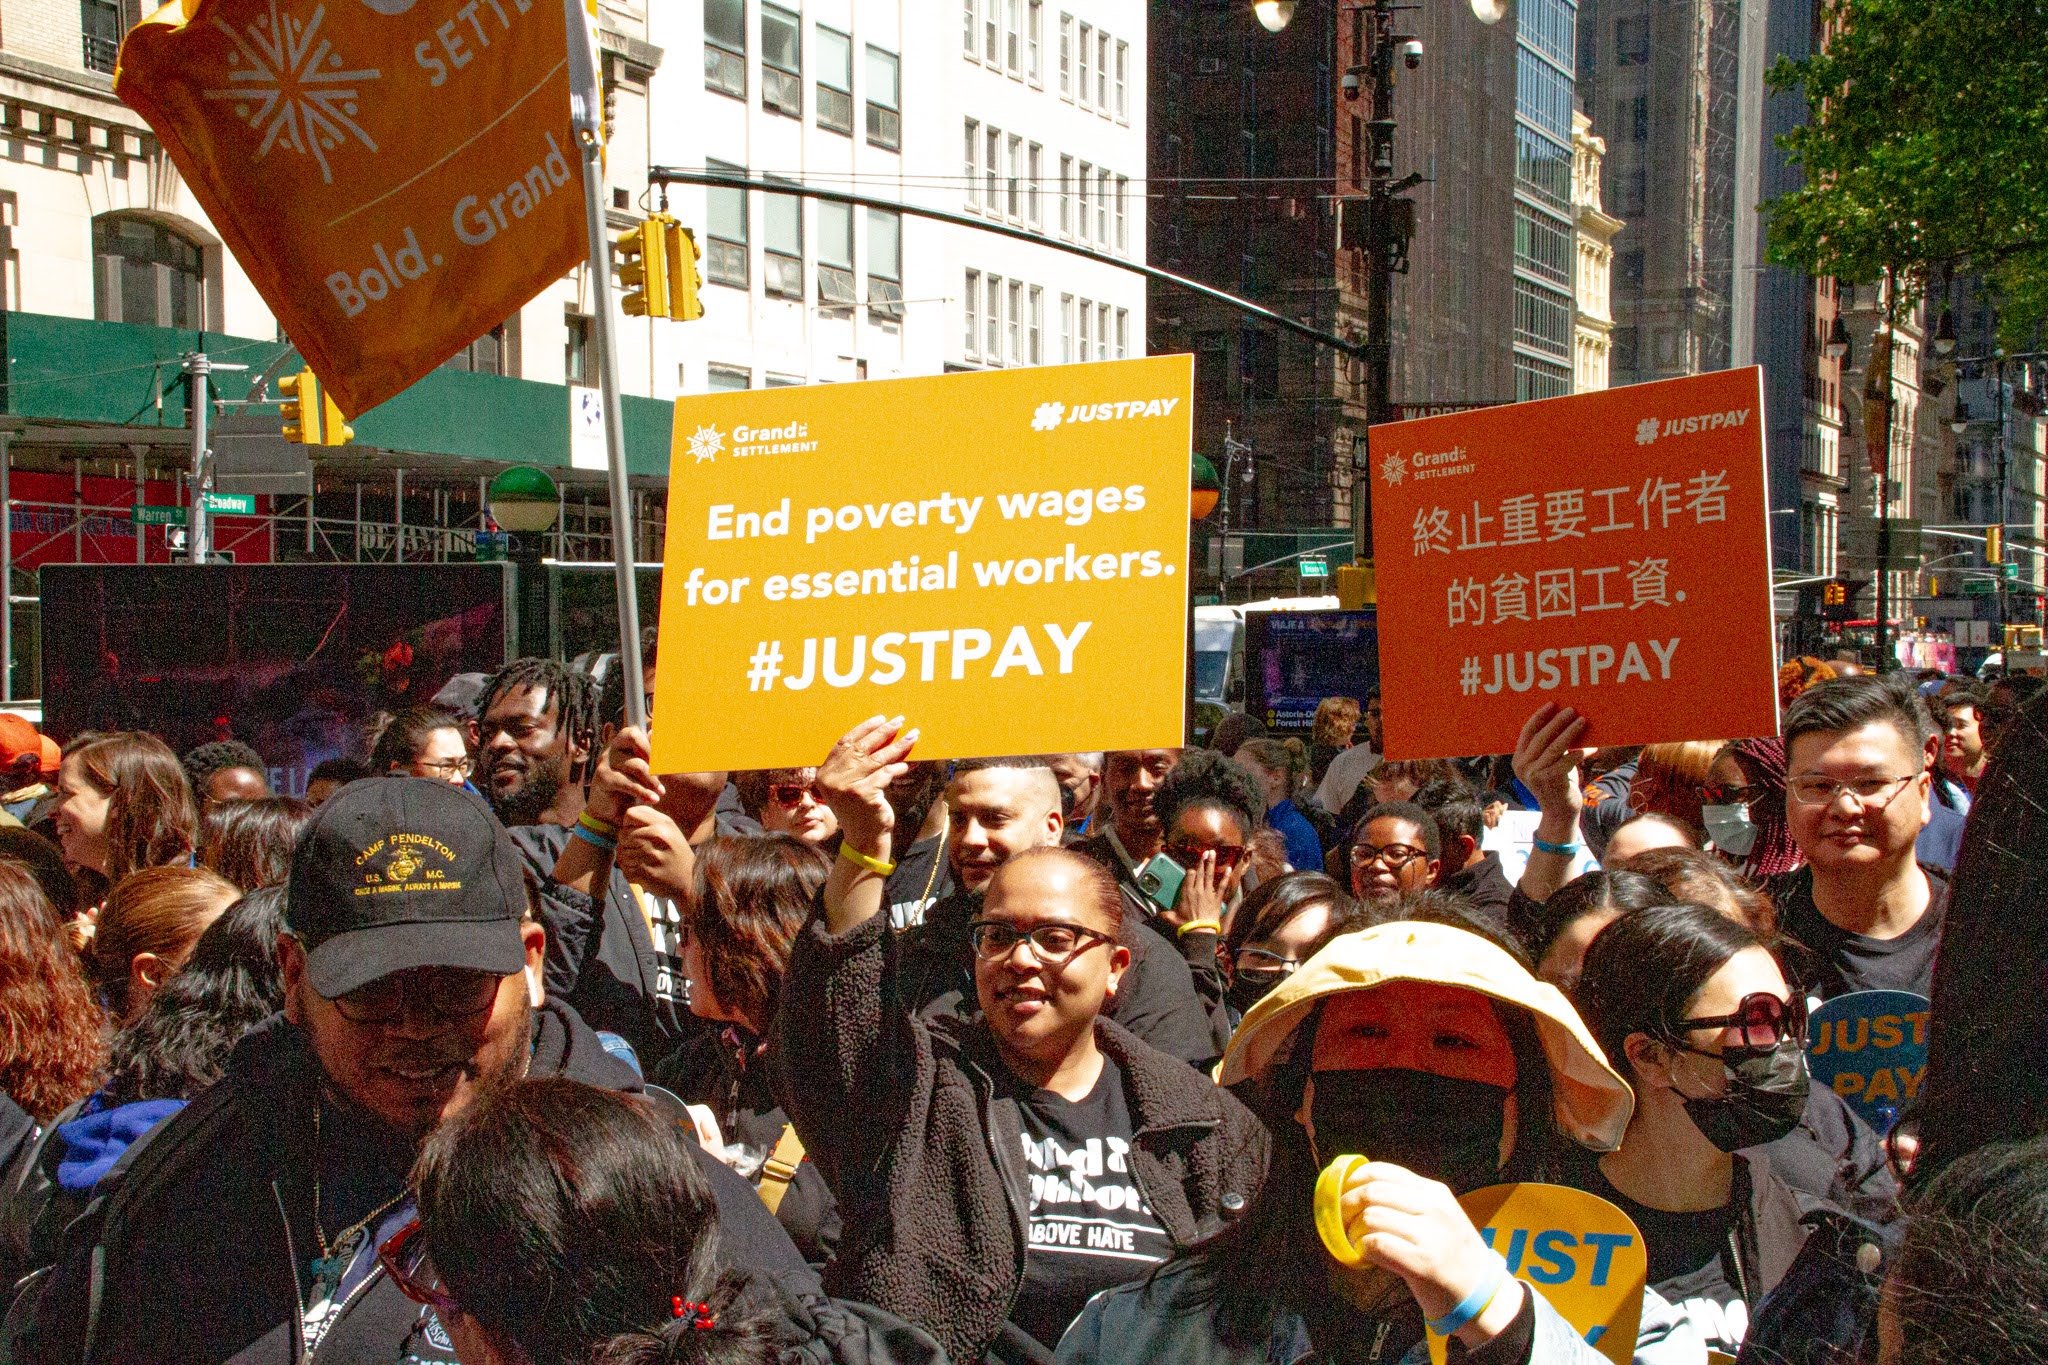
left=564, top=0, right=646, bottom=732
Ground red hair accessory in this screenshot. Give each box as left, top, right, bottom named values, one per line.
left=671, top=1298, right=715, bottom=1330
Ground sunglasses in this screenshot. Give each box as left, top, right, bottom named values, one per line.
left=768, top=782, right=818, bottom=807
left=1671, top=992, right=1806, bottom=1054
left=378, top=1219, right=461, bottom=1316
left=1700, top=783, right=1760, bottom=806
left=1165, top=841, right=1246, bottom=871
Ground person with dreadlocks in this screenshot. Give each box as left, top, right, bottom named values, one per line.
left=471, top=658, right=599, bottom=830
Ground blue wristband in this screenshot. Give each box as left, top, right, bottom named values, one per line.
left=1532, top=836, right=1579, bottom=856
left=1426, top=1253, right=1509, bottom=1337
left=569, top=822, right=618, bottom=853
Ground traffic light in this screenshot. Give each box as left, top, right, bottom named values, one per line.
left=1824, top=582, right=1847, bottom=609
left=278, top=368, right=353, bottom=446
left=664, top=220, right=704, bottom=321
left=1987, top=525, right=2003, bottom=564
left=617, top=219, right=670, bottom=318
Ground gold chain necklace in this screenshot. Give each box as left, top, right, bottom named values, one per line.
left=306, top=1098, right=410, bottom=1295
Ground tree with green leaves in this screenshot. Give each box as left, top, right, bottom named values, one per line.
left=1766, top=0, right=2047, bottom=341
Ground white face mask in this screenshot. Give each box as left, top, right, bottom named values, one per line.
left=1701, top=803, right=1758, bottom=857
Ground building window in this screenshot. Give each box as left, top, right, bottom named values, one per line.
left=1007, top=134, right=1023, bottom=218
left=1029, top=286, right=1044, bottom=364
left=867, top=208, right=903, bottom=321
left=964, top=0, right=976, bottom=55
left=1514, top=203, right=1572, bottom=287
left=705, top=0, right=746, bottom=98
left=1097, top=302, right=1110, bottom=361
left=1096, top=166, right=1109, bottom=244
left=707, top=363, right=751, bottom=391
left=93, top=214, right=206, bottom=329
left=443, top=318, right=516, bottom=377
left=1006, top=0, right=1021, bottom=73
left=818, top=200, right=855, bottom=313
left=1059, top=154, right=1073, bottom=236
left=1008, top=280, right=1024, bottom=363
left=866, top=47, right=901, bottom=148
left=565, top=311, right=590, bottom=385
left=984, top=0, right=998, bottom=63
left=1059, top=13, right=1072, bottom=97
left=1114, top=176, right=1128, bottom=251
left=1114, top=40, right=1128, bottom=120
left=1078, top=299, right=1091, bottom=359
left=1028, top=0, right=1043, bottom=82
left=1077, top=162, right=1091, bottom=242
left=965, top=120, right=982, bottom=210
left=986, top=126, right=1001, bottom=208
left=1061, top=293, right=1075, bottom=362
left=1615, top=16, right=1649, bottom=64
left=966, top=269, right=982, bottom=356
left=706, top=159, right=748, bottom=287
left=986, top=274, right=1003, bottom=361
left=1028, top=143, right=1044, bottom=228
left=1097, top=31, right=1110, bottom=110
left=816, top=27, right=853, bottom=134
left=761, top=5, right=802, bottom=117
left=1513, top=278, right=1573, bottom=357
left=764, top=184, right=803, bottom=299
left=82, top=0, right=121, bottom=73
left=1077, top=23, right=1092, bottom=106
left=1115, top=308, right=1129, bottom=359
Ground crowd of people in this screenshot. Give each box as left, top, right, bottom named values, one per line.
left=0, top=644, right=2043, bottom=1365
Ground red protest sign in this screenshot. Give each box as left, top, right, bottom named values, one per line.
left=1369, top=367, right=1777, bottom=759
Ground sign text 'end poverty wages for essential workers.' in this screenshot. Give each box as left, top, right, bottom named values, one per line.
left=1370, top=366, right=1778, bottom=760
left=648, top=357, right=1194, bottom=775
left=114, top=0, right=595, bottom=416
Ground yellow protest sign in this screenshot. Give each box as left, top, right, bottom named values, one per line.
left=115, top=0, right=593, bottom=416
left=1429, top=1184, right=1647, bottom=1365
left=648, top=357, right=1194, bottom=774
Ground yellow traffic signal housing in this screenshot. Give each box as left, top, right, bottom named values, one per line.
left=1823, top=582, right=1847, bottom=608
left=278, top=368, right=355, bottom=446
left=664, top=220, right=704, bottom=321
left=1987, top=525, right=2003, bottom=563
left=617, top=219, right=670, bottom=318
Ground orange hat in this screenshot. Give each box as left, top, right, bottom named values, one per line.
left=38, top=735, right=59, bottom=774
left=0, top=715, right=39, bottom=770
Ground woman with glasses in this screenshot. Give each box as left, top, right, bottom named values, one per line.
left=733, top=767, right=839, bottom=845
left=369, top=707, right=472, bottom=785
left=1701, top=737, right=1804, bottom=881
left=1218, top=870, right=1365, bottom=1019
left=775, top=717, right=1268, bottom=1364
left=1347, top=801, right=1441, bottom=907
left=1569, top=903, right=1827, bottom=1358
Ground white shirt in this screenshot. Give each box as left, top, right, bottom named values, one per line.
left=1312, top=743, right=1383, bottom=815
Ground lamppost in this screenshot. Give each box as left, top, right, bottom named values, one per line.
left=488, top=466, right=562, bottom=660
left=1217, top=421, right=1255, bottom=583
left=1253, top=0, right=1500, bottom=567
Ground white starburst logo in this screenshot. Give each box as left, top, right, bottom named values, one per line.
left=204, top=0, right=381, bottom=186
left=1379, top=452, right=1407, bottom=485
left=1634, top=417, right=1660, bottom=446
left=687, top=425, right=725, bottom=463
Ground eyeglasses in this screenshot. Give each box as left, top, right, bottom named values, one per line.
left=329, top=966, right=504, bottom=1025
left=768, top=782, right=818, bottom=807
left=378, top=1219, right=462, bottom=1315
left=1701, top=783, right=1760, bottom=807
left=967, top=920, right=1117, bottom=962
left=1786, top=773, right=1919, bottom=809
left=1165, top=841, right=1246, bottom=871
left=1350, top=842, right=1427, bottom=870
left=1671, top=992, right=1805, bottom=1055
left=415, top=755, right=473, bottom=778
left=1232, top=947, right=1302, bottom=984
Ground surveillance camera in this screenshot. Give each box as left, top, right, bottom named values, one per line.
left=1399, top=39, right=1424, bottom=69
left=1341, top=71, right=1361, bottom=98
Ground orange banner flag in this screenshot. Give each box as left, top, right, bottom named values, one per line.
left=115, top=0, right=593, bottom=416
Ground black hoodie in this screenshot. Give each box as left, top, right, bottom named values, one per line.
left=22, top=1000, right=810, bottom=1365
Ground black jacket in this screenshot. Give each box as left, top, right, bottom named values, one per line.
left=1442, top=851, right=1515, bottom=942
left=772, top=904, right=1269, bottom=1364
left=23, top=1001, right=809, bottom=1365
left=511, top=823, right=700, bottom=1069
left=896, top=889, right=1222, bottom=1068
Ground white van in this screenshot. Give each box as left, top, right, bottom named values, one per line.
left=1193, top=596, right=1340, bottom=706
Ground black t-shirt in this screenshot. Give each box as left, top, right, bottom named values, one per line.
left=1573, top=1156, right=1745, bottom=1355
left=1770, top=865, right=1950, bottom=1000
left=1004, top=1055, right=1173, bottom=1351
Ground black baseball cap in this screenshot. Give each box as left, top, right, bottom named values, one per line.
left=286, top=776, right=530, bottom=998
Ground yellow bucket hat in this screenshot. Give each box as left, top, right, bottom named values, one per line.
left=1217, top=920, right=1635, bottom=1151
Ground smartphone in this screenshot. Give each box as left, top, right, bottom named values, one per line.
left=1133, top=852, right=1187, bottom=915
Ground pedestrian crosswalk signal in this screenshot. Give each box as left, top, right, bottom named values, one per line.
left=664, top=221, right=704, bottom=321
left=279, top=368, right=353, bottom=446
left=617, top=218, right=670, bottom=318
left=1824, top=582, right=1847, bottom=608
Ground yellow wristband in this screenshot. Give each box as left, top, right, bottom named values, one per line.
left=1313, top=1153, right=1373, bottom=1268
left=837, top=843, right=896, bottom=877
left=1176, top=919, right=1223, bottom=938
left=578, top=809, right=620, bottom=839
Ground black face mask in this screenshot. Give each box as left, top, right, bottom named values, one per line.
left=1227, top=972, right=1285, bottom=1019
left=1305, top=1068, right=1510, bottom=1195
left=1676, top=1035, right=1810, bottom=1152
